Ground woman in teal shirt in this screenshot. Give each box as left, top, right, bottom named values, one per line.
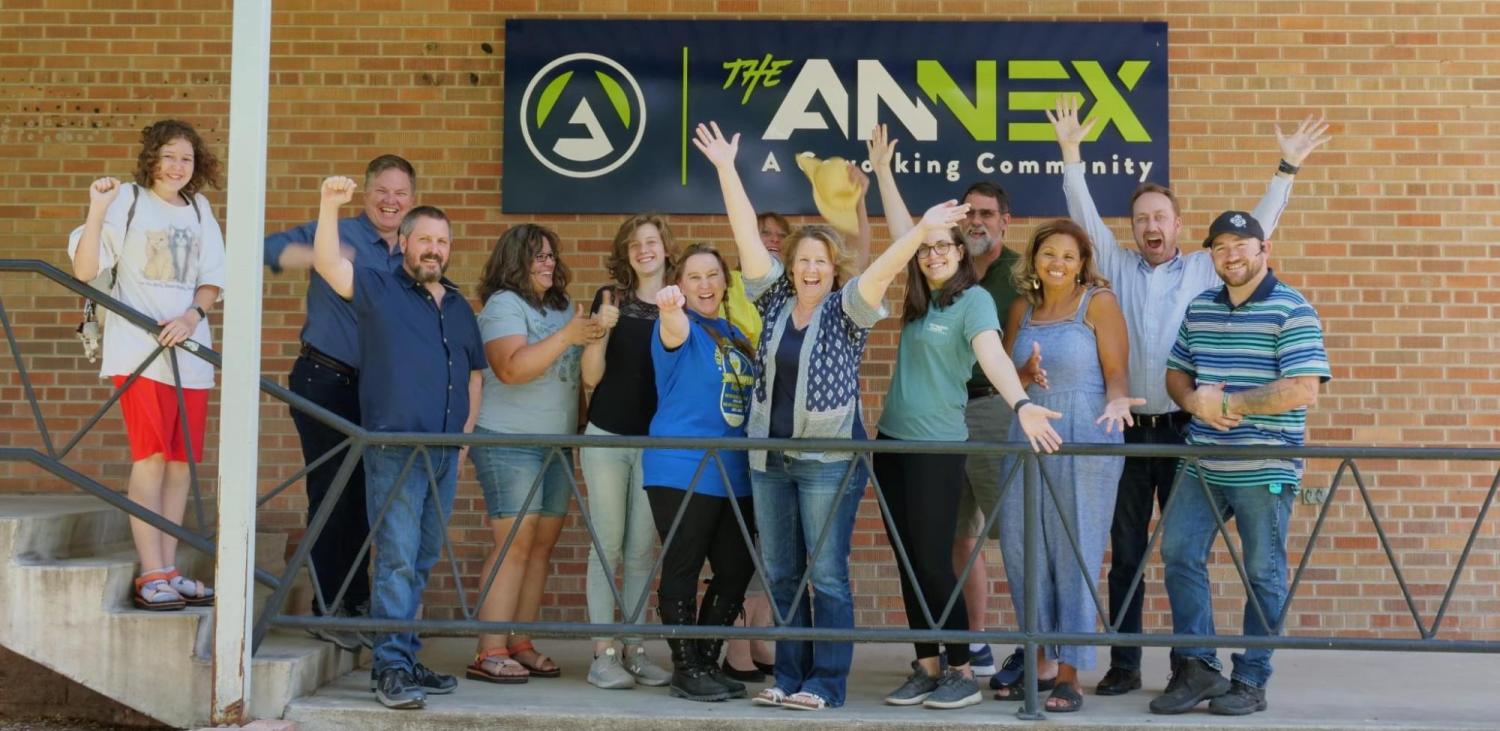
left=875, top=224, right=1062, bottom=711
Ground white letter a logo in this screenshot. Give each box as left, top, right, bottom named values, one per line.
left=552, top=99, right=614, bottom=162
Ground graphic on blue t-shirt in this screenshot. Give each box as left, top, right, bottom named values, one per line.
left=716, top=343, right=754, bottom=427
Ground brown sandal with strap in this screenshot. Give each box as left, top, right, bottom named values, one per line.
left=133, top=570, right=185, bottom=611
left=507, top=638, right=561, bottom=678
left=465, top=646, right=529, bottom=684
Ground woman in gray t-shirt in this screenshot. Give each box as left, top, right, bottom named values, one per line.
left=466, top=223, right=604, bottom=683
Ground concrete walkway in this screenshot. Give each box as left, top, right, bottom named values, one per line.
left=283, top=637, right=1500, bottom=730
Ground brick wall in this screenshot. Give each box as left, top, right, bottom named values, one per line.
left=2, top=0, right=1498, bottom=644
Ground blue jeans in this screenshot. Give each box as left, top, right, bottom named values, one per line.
left=363, top=444, right=459, bottom=674
left=1161, top=468, right=1293, bottom=688
left=469, top=432, right=574, bottom=518
left=751, top=453, right=865, bottom=707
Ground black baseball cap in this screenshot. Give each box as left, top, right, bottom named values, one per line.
left=1202, top=210, right=1266, bottom=248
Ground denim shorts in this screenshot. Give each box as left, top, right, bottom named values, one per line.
left=469, top=431, right=575, bottom=519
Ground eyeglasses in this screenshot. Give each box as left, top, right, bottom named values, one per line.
left=916, top=241, right=955, bottom=259
left=533, top=251, right=557, bottom=263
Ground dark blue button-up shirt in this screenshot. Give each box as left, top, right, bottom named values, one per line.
left=351, top=265, right=485, bottom=434
left=264, top=212, right=405, bottom=368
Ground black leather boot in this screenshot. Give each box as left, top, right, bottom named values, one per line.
left=660, top=596, right=731, bottom=702
left=696, top=586, right=749, bottom=699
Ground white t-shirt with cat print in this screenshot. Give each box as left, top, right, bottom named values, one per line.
left=68, top=186, right=227, bottom=389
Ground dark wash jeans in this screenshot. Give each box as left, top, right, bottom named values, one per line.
left=288, top=355, right=369, bottom=615
left=1106, top=416, right=1186, bottom=671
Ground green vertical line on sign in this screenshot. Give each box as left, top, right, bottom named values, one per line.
left=681, top=46, right=689, bottom=186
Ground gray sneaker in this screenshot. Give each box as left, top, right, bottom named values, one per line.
left=885, top=667, right=941, bottom=706
left=588, top=647, right=636, bottom=690
left=621, top=645, right=672, bottom=687
left=922, top=669, right=982, bottom=709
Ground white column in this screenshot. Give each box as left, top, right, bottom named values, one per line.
left=212, top=0, right=272, bottom=724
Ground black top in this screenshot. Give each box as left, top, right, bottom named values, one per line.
left=586, top=285, right=661, bottom=435
left=768, top=320, right=808, bottom=439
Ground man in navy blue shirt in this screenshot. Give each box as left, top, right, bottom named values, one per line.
left=313, top=175, right=485, bottom=710
left=263, top=155, right=414, bottom=648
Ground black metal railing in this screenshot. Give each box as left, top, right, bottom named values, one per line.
left=4, top=259, right=1498, bottom=720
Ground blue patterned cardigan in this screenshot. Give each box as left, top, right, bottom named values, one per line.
left=743, top=260, right=886, bottom=471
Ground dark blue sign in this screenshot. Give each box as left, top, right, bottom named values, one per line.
left=502, top=20, right=1169, bottom=217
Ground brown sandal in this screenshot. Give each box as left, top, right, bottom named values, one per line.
left=465, top=647, right=529, bottom=684
left=507, top=638, right=561, bottom=678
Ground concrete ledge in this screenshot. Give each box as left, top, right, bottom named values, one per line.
left=284, top=638, right=1500, bottom=731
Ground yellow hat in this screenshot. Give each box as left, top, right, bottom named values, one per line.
left=796, top=153, right=860, bottom=234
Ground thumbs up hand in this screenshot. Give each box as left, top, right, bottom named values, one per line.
left=594, top=288, right=620, bottom=331
left=563, top=303, right=606, bottom=345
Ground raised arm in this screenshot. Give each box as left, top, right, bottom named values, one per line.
left=313, top=177, right=357, bottom=299
left=1253, top=114, right=1332, bottom=238
left=854, top=199, right=969, bottom=309
left=868, top=124, right=916, bottom=239
left=1049, top=96, right=1124, bottom=269
left=72, top=177, right=124, bottom=282
left=846, top=162, right=872, bottom=269
left=692, top=122, right=773, bottom=280
left=655, top=285, right=690, bottom=351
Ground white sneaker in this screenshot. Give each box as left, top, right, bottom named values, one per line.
left=587, top=647, right=636, bottom=690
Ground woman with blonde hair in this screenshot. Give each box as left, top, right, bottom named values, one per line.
left=578, top=213, right=677, bottom=689
left=992, top=218, right=1141, bottom=712
left=695, top=121, right=985, bottom=710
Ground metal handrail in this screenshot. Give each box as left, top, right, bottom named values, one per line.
left=5, top=258, right=1498, bottom=721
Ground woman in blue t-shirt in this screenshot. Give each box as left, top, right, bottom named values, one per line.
left=875, top=223, right=1063, bottom=710
left=644, top=242, right=758, bottom=703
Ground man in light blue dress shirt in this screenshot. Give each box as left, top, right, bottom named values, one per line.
left=1046, top=98, right=1331, bottom=696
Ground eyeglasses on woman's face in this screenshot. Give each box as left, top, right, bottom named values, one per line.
left=916, top=241, right=955, bottom=260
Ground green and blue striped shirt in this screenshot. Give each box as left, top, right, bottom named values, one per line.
left=1167, top=271, right=1330, bottom=489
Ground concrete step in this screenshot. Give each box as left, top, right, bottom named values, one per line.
left=0, top=494, right=344, bottom=726
left=285, top=639, right=1500, bottom=731
left=0, top=494, right=132, bottom=560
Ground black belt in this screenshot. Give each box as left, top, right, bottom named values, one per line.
left=967, top=384, right=999, bottom=400
left=1131, top=411, right=1190, bottom=430
left=299, top=343, right=358, bottom=378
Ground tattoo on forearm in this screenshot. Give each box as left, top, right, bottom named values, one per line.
left=1234, top=379, right=1308, bottom=414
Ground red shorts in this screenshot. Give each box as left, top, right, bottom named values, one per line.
left=112, top=376, right=209, bottom=463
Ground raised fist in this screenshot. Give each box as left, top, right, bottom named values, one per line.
left=656, top=284, right=686, bottom=313
left=89, top=177, right=123, bottom=210
left=320, top=176, right=357, bottom=207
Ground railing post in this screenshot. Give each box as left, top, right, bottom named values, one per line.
left=1018, top=451, right=1044, bottom=720
left=211, top=0, right=271, bottom=724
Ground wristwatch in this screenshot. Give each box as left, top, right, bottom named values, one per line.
left=192, top=305, right=207, bottom=320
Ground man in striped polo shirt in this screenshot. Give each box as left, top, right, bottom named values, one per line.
left=1153, top=210, right=1331, bottom=717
